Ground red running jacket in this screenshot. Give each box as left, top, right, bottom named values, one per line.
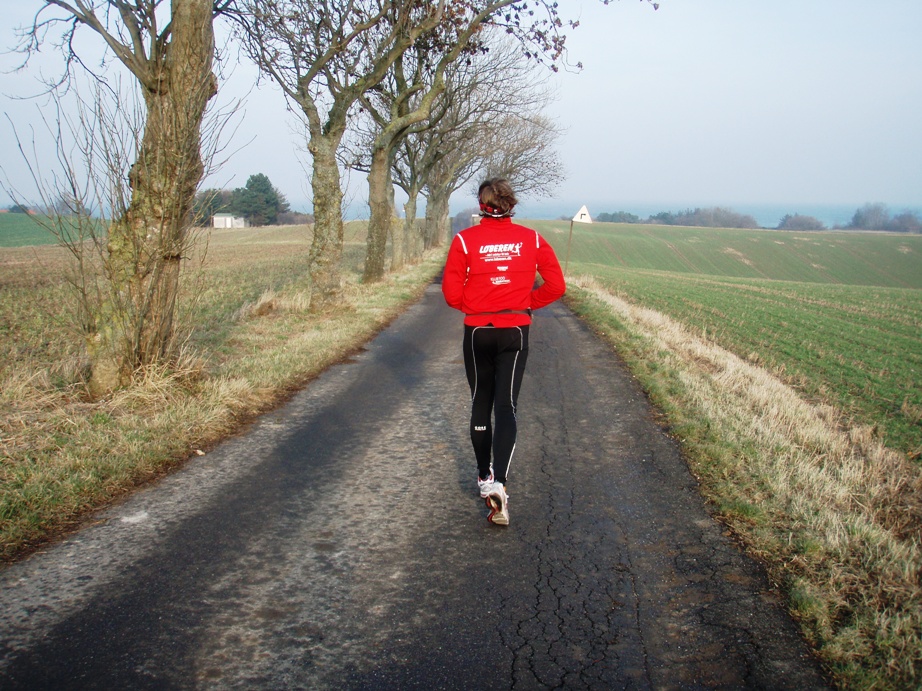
left=442, top=216, right=566, bottom=327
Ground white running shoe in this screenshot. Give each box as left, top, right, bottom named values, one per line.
left=486, top=483, right=509, bottom=525
left=478, top=473, right=494, bottom=498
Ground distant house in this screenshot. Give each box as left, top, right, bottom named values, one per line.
left=213, top=213, right=248, bottom=228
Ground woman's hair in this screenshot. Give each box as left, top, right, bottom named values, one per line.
left=478, top=178, right=517, bottom=218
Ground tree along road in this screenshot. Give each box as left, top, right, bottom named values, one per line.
left=0, top=282, right=828, bottom=689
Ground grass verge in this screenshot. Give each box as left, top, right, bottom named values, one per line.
left=569, top=264, right=922, bottom=459
left=565, top=275, right=922, bottom=689
left=0, top=229, right=444, bottom=562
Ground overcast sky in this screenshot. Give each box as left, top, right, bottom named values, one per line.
left=1, top=1, right=920, bottom=223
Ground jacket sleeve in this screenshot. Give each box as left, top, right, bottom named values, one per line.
left=530, top=234, right=566, bottom=310
left=441, top=234, right=468, bottom=311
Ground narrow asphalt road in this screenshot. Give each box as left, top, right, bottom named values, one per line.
left=0, top=282, right=828, bottom=689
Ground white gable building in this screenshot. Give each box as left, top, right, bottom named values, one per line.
left=213, top=213, right=248, bottom=228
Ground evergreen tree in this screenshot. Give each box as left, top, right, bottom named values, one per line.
left=231, top=174, right=290, bottom=226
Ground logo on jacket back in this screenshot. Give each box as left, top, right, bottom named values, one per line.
left=479, top=242, right=523, bottom=262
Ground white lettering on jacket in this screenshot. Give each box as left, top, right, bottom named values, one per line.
left=479, top=242, right=523, bottom=262
left=480, top=243, right=522, bottom=255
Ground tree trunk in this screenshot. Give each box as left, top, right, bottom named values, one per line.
left=308, top=133, right=346, bottom=309
left=363, top=147, right=392, bottom=282
left=423, top=198, right=437, bottom=251
left=402, top=188, right=420, bottom=263
left=425, top=186, right=452, bottom=249
left=90, top=0, right=216, bottom=396
left=385, top=171, right=411, bottom=271
left=437, top=196, right=451, bottom=246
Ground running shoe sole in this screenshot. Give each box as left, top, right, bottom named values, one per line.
left=486, top=493, right=509, bottom=525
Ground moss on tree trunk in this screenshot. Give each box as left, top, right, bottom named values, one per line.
left=87, top=0, right=216, bottom=396
left=308, top=135, right=346, bottom=310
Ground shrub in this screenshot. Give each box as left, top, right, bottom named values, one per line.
left=848, top=203, right=890, bottom=231
left=648, top=207, right=759, bottom=229
left=597, top=211, right=641, bottom=223
left=888, top=211, right=922, bottom=233
left=846, top=203, right=922, bottom=233
left=777, top=213, right=826, bottom=231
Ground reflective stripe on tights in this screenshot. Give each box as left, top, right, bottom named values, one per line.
left=463, top=324, right=530, bottom=485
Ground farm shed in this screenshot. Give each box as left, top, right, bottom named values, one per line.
left=213, top=213, right=248, bottom=228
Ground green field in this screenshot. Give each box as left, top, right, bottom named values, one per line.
left=543, top=221, right=922, bottom=685
left=533, top=221, right=922, bottom=459
left=531, top=220, right=922, bottom=289
left=0, top=213, right=59, bottom=247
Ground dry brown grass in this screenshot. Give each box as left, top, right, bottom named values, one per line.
left=568, top=275, right=922, bottom=688
left=0, top=225, right=443, bottom=561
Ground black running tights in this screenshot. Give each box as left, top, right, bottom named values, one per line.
left=462, top=324, right=529, bottom=486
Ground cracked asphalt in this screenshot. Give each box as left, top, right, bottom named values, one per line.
left=0, top=282, right=829, bottom=689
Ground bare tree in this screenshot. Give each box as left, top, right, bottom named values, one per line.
left=357, top=0, right=589, bottom=283
left=386, top=36, right=562, bottom=249
left=233, top=0, right=462, bottom=308
left=432, top=0, right=661, bottom=245
left=235, top=0, right=617, bottom=290
left=341, top=37, right=519, bottom=263
left=356, top=5, right=496, bottom=282
left=9, top=74, right=232, bottom=401
left=389, top=49, right=512, bottom=253
left=338, top=46, right=448, bottom=270
left=16, top=0, right=228, bottom=395
left=349, top=47, right=428, bottom=273
left=361, top=0, right=659, bottom=276
left=479, top=112, right=564, bottom=197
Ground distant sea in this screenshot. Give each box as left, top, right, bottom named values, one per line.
left=513, top=200, right=922, bottom=230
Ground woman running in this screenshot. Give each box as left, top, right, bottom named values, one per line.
left=442, top=178, right=566, bottom=525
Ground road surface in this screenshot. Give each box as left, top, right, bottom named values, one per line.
left=0, top=282, right=828, bottom=689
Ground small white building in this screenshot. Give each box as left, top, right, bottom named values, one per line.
left=213, top=213, right=248, bottom=228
